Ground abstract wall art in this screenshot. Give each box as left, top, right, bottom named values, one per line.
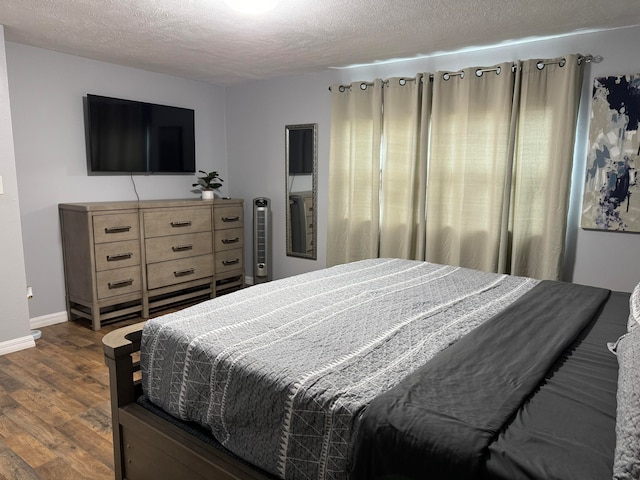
left=581, top=73, right=639, bottom=232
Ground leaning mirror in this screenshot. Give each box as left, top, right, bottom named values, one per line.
left=285, top=124, right=317, bottom=259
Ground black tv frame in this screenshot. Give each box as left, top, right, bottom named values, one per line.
left=84, top=94, right=196, bottom=175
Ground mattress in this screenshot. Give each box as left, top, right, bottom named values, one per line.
left=140, top=259, right=632, bottom=480
left=141, top=258, right=539, bottom=479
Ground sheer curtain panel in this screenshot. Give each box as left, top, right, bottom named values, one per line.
left=327, top=81, right=383, bottom=266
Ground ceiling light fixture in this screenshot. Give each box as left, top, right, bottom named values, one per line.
left=224, top=0, right=279, bottom=14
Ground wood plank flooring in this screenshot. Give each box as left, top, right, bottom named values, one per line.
left=0, top=317, right=145, bottom=480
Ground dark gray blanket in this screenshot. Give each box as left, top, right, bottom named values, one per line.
left=350, top=281, right=610, bottom=480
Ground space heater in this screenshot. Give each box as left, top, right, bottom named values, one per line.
left=253, top=197, right=272, bottom=284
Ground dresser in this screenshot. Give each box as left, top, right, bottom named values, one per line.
left=213, top=202, right=245, bottom=294
left=288, top=190, right=314, bottom=256
left=59, top=198, right=244, bottom=330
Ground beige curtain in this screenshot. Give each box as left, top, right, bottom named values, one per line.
left=510, top=55, right=585, bottom=279
left=426, top=63, right=516, bottom=272
left=379, top=75, right=432, bottom=260
left=326, top=80, right=383, bottom=266
left=327, top=54, right=585, bottom=280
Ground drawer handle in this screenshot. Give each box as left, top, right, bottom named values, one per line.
left=105, top=226, right=131, bottom=234
left=106, top=252, right=133, bottom=262
left=172, top=244, right=193, bottom=252
left=108, top=279, right=134, bottom=289
left=171, top=221, right=192, bottom=228
left=221, top=216, right=240, bottom=223
left=222, top=259, right=240, bottom=266
left=221, top=237, right=240, bottom=244
left=174, top=268, right=195, bottom=277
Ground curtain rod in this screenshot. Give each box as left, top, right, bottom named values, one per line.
left=328, top=54, right=601, bottom=91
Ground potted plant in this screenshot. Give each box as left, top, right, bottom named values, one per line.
left=192, top=170, right=224, bottom=199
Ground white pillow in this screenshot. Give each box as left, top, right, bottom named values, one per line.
left=629, top=282, right=640, bottom=332
left=613, top=328, right=640, bottom=480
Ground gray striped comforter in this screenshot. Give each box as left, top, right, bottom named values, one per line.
left=141, top=259, right=538, bottom=480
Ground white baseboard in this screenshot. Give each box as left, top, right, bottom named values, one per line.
left=245, top=275, right=254, bottom=285
left=0, top=335, right=36, bottom=356
left=30, top=311, right=68, bottom=329
left=0, top=310, right=66, bottom=356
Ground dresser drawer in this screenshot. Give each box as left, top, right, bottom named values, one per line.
left=306, top=232, right=314, bottom=253
left=145, top=232, right=212, bottom=264
left=214, top=206, right=243, bottom=230
left=146, top=254, right=214, bottom=290
left=93, top=213, right=139, bottom=244
left=96, top=266, right=142, bottom=299
left=95, top=240, right=141, bottom=271
left=215, top=248, right=243, bottom=275
left=214, top=228, right=244, bottom=252
left=143, top=207, right=212, bottom=238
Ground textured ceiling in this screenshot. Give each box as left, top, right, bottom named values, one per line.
left=1, top=0, right=639, bottom=85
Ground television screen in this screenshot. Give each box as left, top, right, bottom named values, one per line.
left=86, top=95, right=195, bottom=174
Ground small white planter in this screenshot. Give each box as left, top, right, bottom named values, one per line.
left=201, top=190, right=215, bottom=200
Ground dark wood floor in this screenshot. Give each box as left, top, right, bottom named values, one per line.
left=0, top=317, right=144, bottom=480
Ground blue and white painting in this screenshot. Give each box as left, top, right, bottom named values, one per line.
left=581, top=73, right=639, bottom=232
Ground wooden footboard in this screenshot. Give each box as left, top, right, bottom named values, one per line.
left=103, top=323, right=272, bottom=480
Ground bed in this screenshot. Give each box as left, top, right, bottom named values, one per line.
left=102, top=258, right=640, bottom=480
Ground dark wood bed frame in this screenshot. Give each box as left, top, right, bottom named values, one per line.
left=103, top=322, right=272, bottom=480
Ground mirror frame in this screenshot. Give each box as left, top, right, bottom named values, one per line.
left=285, top=123, right=318, bottom=260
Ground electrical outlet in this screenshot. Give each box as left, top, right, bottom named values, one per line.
left=0, top=176, right=3, bottom=194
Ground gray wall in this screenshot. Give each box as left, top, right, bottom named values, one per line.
left=0, top=27, right=30, bottom=343
left=568, top=27, right=640, bottom=293
left=225, top=70, right=333, bottom=280
left=2, top=24, right=639, bottom=348
left=226, top=25, right=640, bottom=293
left=6, top=42, right=228, bottom=318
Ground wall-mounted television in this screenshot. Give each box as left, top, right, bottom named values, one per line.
left=85, top=94, right=195, bottom=174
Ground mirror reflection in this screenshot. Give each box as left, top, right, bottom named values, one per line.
left=286, top=124, right=317, bottom=259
